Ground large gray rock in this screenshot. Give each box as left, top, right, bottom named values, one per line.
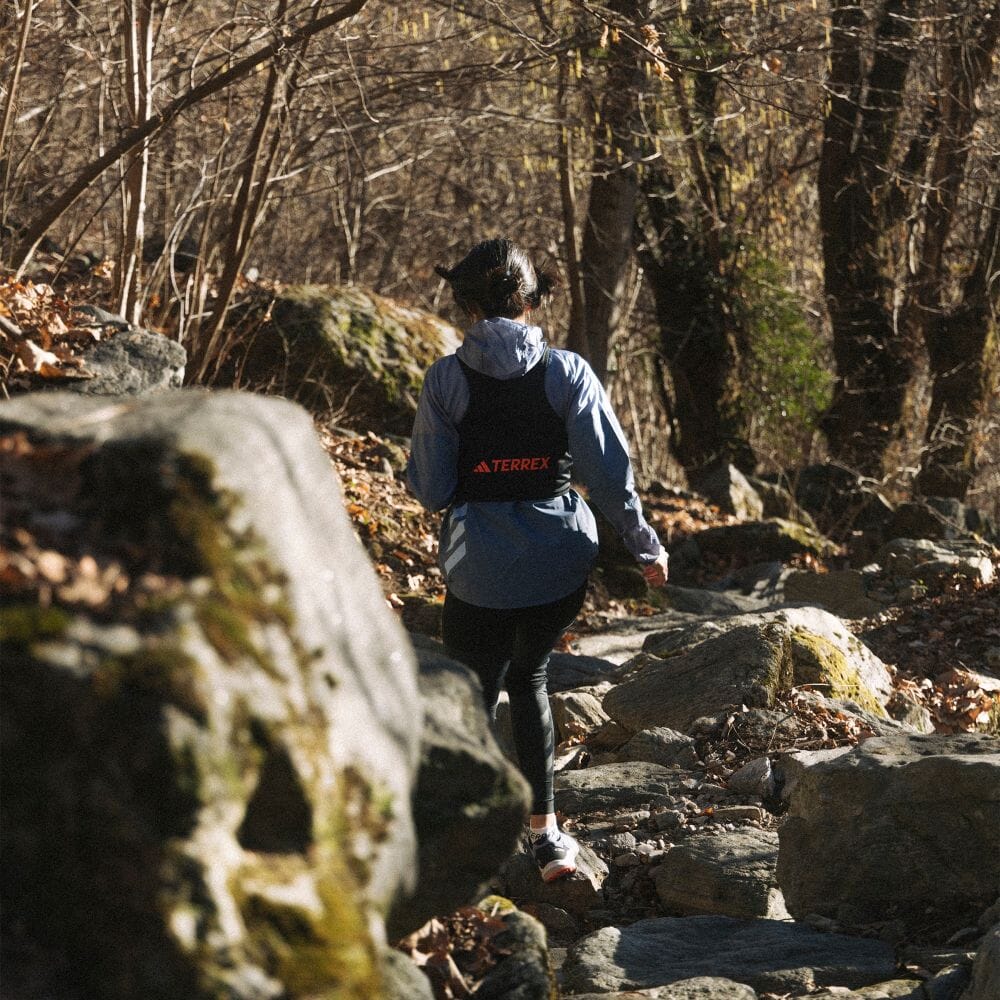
left=561, top=916, right=896, bottom=995
left=963, top=923, right=1000, bottom=1000
left=554, top=761, right=680, bottom=814
left=569, top=980, right=757, bottom=1000
left=496, top=843, right=607, bottom=919
left=783, top=569, right=884, bottom=619
left=0, top=390, right=422, bottom=998
left=387, top=636, right=530, bottom=940
left=612, top=727, right=699, bottom=768
left=685, top=519, right=835, bottom=566
left=72, top=327, right=187, bottom=394
left=876, top=538, right=996, bottom=586
left=654, top=829, right=790, bottom=920
left=627, top=607, right=894, bottom=725
left=603, top=624, right=794, bottom=735
left=777, top=735, right=1000, bottom=935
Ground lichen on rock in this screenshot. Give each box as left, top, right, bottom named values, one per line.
left=790, top=628, right=888, bottom=717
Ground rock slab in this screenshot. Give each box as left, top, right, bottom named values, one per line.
left=777, top=734, right=1000, bottom=935
left=388, top=636, right=530, bottom=940
left=561, top=915, right=896, bottom=995
left=654, top=828, right=790, bottom=920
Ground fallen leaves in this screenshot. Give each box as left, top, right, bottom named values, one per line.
left=857, top=576, right=1000, bottom=734
left=1, top=527, right=130, bottom=612
left=396, top=904, right=512, bottom=999
left=1, top=276, right=97, bottom=386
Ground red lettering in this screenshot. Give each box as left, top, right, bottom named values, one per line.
left=539, top=457, right=550, bottom=469
left=492, top=459, right=503, bottom=471
left=500, top=459, right=512, bottom=471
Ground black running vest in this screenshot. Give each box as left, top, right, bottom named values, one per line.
left=454, top=348, right=573, bottom=503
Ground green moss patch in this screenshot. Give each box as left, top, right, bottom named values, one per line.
left=0, top=604, right=72, bottom=644
left=790, top=628, right=887, bottom=717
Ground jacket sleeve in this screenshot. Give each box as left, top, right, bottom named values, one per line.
left=550, top=352, right=663, bottom=564
left=406, top=358, right=465, bottom=512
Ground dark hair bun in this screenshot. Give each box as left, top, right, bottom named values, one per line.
left=434, top=238, right=557, bottom=319
left=487, top=267, right=520, bottom=296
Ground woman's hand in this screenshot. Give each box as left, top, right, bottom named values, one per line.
left=641, top=551, right=670, bottom=588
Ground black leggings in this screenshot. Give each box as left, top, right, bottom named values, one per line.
left=441, top=582, right=588, bottom=816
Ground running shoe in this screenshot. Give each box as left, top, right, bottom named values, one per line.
left=529, top=826, right=579, bottom=882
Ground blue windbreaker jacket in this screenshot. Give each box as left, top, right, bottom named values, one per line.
left=407, top=317, right=663, bottom=608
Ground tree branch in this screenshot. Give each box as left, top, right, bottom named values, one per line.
left=13, top=0, right=370, bottom=272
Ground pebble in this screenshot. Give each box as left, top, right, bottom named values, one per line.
left=613, top=810, right=650, bottom=829
left=607, top=832, right=637, bottom=854
left=651, top=810, right=685, bottom=832
left=613, top=852, right=641, bottom=868
left=712, top=805, right=766, bottom=824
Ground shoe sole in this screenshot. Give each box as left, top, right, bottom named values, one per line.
left=541, top=862, right=577, bottom=882
left=540, top=843, right=579, bottom=882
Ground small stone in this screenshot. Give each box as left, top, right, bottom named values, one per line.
left=613, top=810, right=650, bottom=829
left=614, top=852, right=641, bottom=868
left=653, top=810, right=685, bottom=832
left=713, top=805, right=766, bottom=824
left=727, top=756, right=775, bottom=797
left=607, top=832, right=637, bottom=854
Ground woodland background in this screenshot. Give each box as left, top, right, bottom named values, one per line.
left=1, top=0, right=998, bottom=514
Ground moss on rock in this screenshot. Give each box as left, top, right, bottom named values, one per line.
left=0, top=604, right=72, bottom=644
left=790, top=628, right=887, bottom=717
left=240, top=284, right=459, bottom=432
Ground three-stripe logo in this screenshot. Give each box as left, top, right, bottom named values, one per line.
left=472, top=460, right=492, bottom=473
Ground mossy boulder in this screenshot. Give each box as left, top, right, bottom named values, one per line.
left=603, top=624, right=795, bottom=735
left=241, top=284, right=460, bottom=433
left=644, top=608, right=892, bottom=709
left=604, top=607, right=893, bottom=736
left=0, top=390, right=423, bottom=999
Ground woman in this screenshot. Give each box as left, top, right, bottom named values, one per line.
left=407, top=238, right=668, bottom=882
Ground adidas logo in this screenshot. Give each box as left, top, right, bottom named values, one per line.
left=473, top=460, right=492, bottom=473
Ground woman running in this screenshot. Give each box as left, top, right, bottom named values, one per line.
left=407, top=237, right=669, bottom=882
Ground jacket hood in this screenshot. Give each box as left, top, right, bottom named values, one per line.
left=456, top=317, right=546, bottom=379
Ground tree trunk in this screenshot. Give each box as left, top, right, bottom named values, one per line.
left=577, top=0, right=649, bottom=382
left=817, top=0, right=919, bottom=477
left=911, top=9, right=1000, bottom=498
left=117, top=0, right=155, bottom=325
left=0, top=0, right=34, bottom=239
left=636, top=171, right=753, bottom=476
left=633, top=0, right=753, bottom=477
left=916, top=185, right=1000, bottom=498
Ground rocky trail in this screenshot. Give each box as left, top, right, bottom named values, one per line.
left=317, top=426, right=1000, bottom=1000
